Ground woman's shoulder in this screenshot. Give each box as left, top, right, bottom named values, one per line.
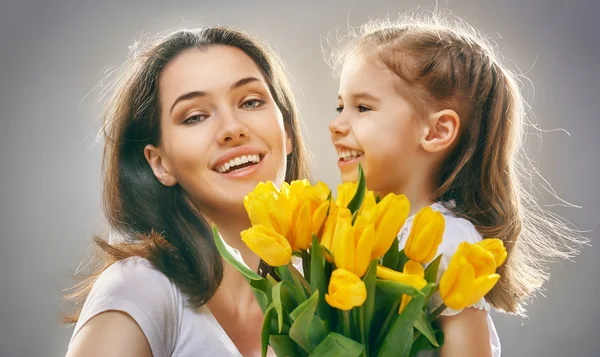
left=70, top=257, right=184, bottom=356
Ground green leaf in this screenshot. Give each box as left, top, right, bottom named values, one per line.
left=277, top=265, right=309, bottom=301
left=261, top=305, right=275, bottom=357
left=251, top=283, right=269, bottom=313
left=308, top=332, right=365, bottom=357
left=250, top=278, right=273, bottom=313
left=382, top=236, right=400, bottom=269
left=424, top=254, right=443, bottom=284
left=310, top=236, right=331, bottom=323
left=270, top=335, right=307, bottom=357
left=414, top=310, right=439, bottom=347
left=359, top=259, right=378, bottom=346
left=212, top=224, right=262, bottom=280
left=409, top=330, right=444, bottom=357
left=376, top=292, right=427, bottom=357
left=272, top=281, right=298, bottom=333
left=375, top=280, right=424, bottom=299
left=347, top=163, right=366, bottom=214
left=289, top=292, right=328, bottom=353
left=396, top=249, right=409, bottom=272
left=375, top=194, right=381, bottom=204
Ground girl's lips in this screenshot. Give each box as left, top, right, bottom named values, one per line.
left=337, top=153, right=364, bottom=168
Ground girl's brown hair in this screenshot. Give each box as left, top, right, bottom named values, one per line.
left=63, top=27, right=310, bottom=323
left=327, top=12, right=584, bottom=315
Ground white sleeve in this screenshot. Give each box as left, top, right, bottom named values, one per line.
left=68, top=257, right=182, bottom=357
left=431, top=215, right=491, bottom=316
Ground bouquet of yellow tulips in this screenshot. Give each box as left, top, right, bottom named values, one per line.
left=212, top=165, right=507, bottom=357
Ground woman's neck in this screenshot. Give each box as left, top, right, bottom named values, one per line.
left=211, top=214, right=261, bottom=273
left=204, top=211, right=262, bottom=314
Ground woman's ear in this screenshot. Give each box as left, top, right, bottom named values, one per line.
left=144, top=144, right=177, bottom=186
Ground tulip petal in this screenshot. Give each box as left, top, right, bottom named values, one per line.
left=403, top=260, right=425, bottom=278
left=311, top=201, right=330, bottom=237
left=326, top=268, right=367, bottom=310
left=372, top=197, right=411, bottom=258
left=293, top=203, right=312, bottom=250
left=476, top=238, right=508, bottom=268
left=440, top=257, right=475, bottom=310
left=333, top=209, right=354, bottom=272
left=464, top=273, right=500, bottom=307
left=355, top=224, right=375, bottom=277
left=241, top=225, right=292, bottom=267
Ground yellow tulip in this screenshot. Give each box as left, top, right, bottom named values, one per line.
left=439, top=242, right=500, bottom=310
left=376, top=262, right=427, bottom=313
left=241, top=224, right=292, bottom=267
left=404, top=206, right=445, bottom=264
left=320, top=200, right=338, bottom=260
left=336, top=181, right=358, bottom=209
left=332, top=208, right=374, bottom=278
left=370, top=193, right=411, bottom=258
left=244, top=181, right=292, bottom=238
left=325, top=268, right=367, bottom=310
left=475, top=238, right=508, bottom=268
left=284, top=180, right=330, bottom=250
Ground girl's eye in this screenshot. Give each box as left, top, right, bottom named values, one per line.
left=242, top=99, right=265, bottom=109
left=335, top=106, right=344, bottom=113
left=183, top=114, right=207, bottom=125
left=358, top=105, right=371, bottom=113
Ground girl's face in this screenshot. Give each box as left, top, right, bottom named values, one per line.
left=145, top=46, right=292, bottom=219
left=330, top=53, right=427, bottom=195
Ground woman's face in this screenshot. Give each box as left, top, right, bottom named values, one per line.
left=145, top=45, right=292, bottom=219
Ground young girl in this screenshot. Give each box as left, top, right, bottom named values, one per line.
left=64, top=27, right=310, bottom=357
left=328, top=13, right=581, bottom=357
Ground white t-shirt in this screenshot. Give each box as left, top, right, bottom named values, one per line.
left=398, top=202, right=501, bottom=357
left=68, top=257, right=243, bottom=357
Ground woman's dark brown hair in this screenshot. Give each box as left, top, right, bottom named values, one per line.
left=63, top=27, right=310, bottom=323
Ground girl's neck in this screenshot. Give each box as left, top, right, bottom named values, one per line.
left=387, top=179, right=436, bottom=216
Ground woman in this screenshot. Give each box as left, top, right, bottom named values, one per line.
left=64, top=27, right=310, bottom=357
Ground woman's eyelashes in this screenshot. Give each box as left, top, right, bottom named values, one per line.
left=241, top=98, right=265, bottom=110
left=183, top=113, right=208, bottom=125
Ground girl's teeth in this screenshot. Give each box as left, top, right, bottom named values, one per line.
left=338, top=150, right=363, bottom=161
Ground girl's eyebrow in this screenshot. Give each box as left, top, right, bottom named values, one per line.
left=338, top=92, right=380, bottom=103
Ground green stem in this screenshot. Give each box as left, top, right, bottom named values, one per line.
left=302, top=249, right=311, bottom=282
left=375, top=300, right=400, bottom=347
left=357, top=307, right=367, bottom=356
left=342, top=310, right=351, bottom=338
left=428, top=303, right=447, bottom=322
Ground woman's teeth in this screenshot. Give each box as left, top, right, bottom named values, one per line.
left=216, top=154, right=261, bottom=173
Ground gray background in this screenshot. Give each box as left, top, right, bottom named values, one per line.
left=0, top=0, right=598, bottom=356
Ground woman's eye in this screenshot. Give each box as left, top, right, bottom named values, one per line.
left=183, top=114, right=207, bottom=125
left=335, top=106, right=344, bottom=113
left=242, top=99, right=265, bottom=109
left=358, top=105, right=371, bottom=113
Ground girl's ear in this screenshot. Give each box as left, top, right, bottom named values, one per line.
left=421, top=109, right=460, bottom=153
